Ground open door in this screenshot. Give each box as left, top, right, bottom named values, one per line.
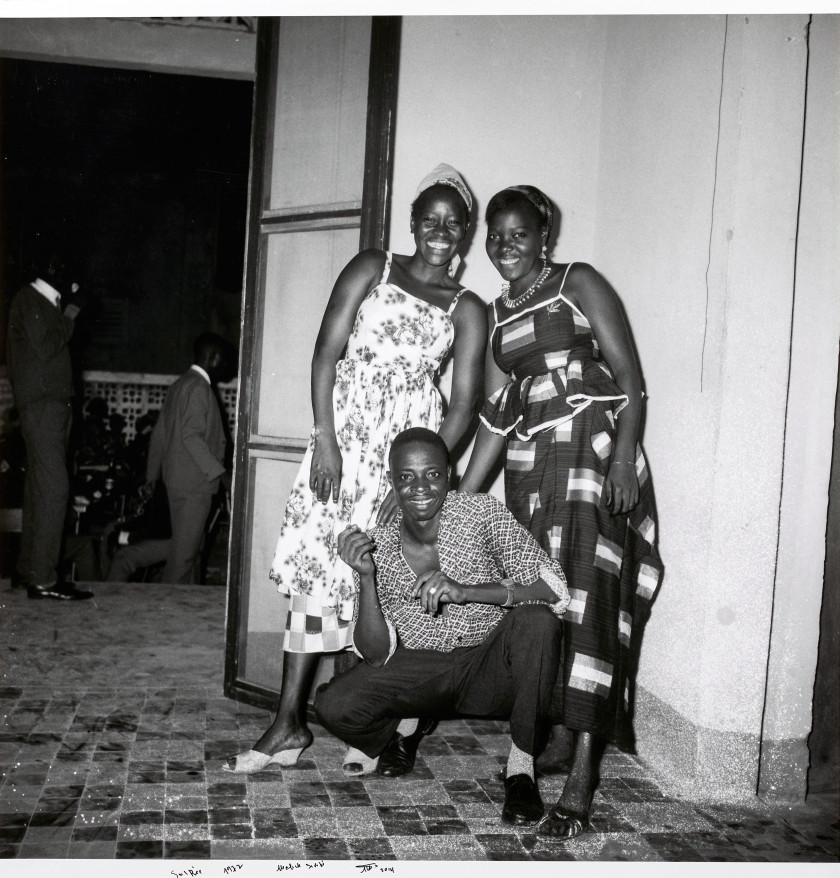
left=224, top=16, right=400, bottom=708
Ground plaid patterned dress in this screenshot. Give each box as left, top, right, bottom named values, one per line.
left=480, top=264, right=662, bottom=749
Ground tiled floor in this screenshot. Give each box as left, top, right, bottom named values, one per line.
left=0, top=581, right=837, bottom=863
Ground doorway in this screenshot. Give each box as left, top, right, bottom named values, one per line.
left=224, top=17, right=400, bottom=708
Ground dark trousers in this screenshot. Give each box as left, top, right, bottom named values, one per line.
left=17, top=398, right=72, bottom=586
left=315, top=604, right=561, bottom=758
left=107, top=538, right=170, bottom=582
left=164, top=489, right=213, bottom=584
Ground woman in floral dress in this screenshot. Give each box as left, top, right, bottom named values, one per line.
left=224, top=165, right=486, bottom=773
left=461, top=186, right=663, bottom=838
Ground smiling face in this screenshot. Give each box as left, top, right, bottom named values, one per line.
left=389, top=439, right=451, bottom=524
left=485, top=199, right=547, bottom=287
left=410, top=185, right=469, bottom=268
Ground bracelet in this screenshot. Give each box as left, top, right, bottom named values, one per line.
left=500, top=577, right=516, bottom=608
left=310, top=426, right=330, bottom=441
left=611, top=460, right=636, bottom=466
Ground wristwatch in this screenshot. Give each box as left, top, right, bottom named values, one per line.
left=500, top=578, right=516, bottom=608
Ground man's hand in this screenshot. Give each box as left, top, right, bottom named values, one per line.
left=412, top=570, right=468, bottom=615
left=337, top=525, right=375, bottom=577
left=139, top=480, right=156, bottom=503
left=63, top=283, right=88, bottom=320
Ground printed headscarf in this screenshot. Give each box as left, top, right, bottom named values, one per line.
left=415, top=163, right=473, bottom=216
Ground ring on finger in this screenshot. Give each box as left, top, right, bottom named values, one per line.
left=429, top=587, right=437, bottom=594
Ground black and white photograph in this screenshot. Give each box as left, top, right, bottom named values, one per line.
left=0, top=5, right=837, bottom=874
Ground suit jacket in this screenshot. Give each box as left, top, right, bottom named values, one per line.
left=146, top=368, right=226, bottom=496
left=6, top=283, right=75, bottom=408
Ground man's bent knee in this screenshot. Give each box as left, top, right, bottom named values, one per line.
left=509, top=603, right=561, bottom=635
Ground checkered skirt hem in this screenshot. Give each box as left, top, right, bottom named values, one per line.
left=282, top=591, right=351, bottom=654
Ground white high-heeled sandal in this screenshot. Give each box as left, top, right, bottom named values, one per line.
left=342, top=746, right=379, bottom=776
left=222, top=746, right=307, bottom=773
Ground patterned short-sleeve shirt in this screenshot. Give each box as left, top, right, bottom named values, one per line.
left=359, top=492, right=569, bottom=662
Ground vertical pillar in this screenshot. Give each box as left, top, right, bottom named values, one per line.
left=759, top=14, right=840, bottom=802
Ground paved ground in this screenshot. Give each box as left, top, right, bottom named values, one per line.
left=0, top=581, right=837, bottom=865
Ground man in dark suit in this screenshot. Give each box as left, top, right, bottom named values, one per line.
left=6, top=251, right=93, bottom=600
left=145, top=333, right=233, bottom=584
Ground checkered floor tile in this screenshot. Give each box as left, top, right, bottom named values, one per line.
left=0, top=581, right=837, bottom=863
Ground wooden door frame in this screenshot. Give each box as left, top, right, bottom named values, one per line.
left=224, top=16, right=401, bottom=708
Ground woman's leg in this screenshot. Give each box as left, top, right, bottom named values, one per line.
left=561, top=731, right=597, bottom=810
left=252, top=651, right=320, bottom=754
left=538, top=729, right=601, bottom=838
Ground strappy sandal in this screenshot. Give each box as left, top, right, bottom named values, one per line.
left=536, top=803, right=591, bottom=839
left=222, top=734, right=312, bottom=773
left=222, top=746, right=308, bottom=773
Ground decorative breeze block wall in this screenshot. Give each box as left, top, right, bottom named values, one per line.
left=0, top=370, right=238, bottom=443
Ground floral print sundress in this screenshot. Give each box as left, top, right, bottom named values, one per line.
left=269, top=252, right=465, bottom=653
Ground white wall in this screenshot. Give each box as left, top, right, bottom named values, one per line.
left=391, top=13, right=835, bottom=799
left=389, top=16, right=607, bottom=296
left=592, top=15, right=731, bottom=720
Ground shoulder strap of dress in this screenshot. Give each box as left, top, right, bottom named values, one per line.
left=554, top=261, right=590, bottom=320
left=490, top=298, right=503, bottom=343
left=446, top=288, right=468, bottom=316
left=494, top=261, right=577, bottom=327
left=380, top=251, right=393, bottom=285
left=554, top=260, right=576, bottom=306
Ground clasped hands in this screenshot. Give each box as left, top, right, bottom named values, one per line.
left=337, top=525, right=466, bottom=614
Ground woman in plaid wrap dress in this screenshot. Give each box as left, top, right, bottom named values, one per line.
left=461, top=185, right=663, bottom=839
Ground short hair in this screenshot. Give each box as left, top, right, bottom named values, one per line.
left=388, top=427, right=450, bottom=468
left=193, top=332, right=228, bottom=362
left=410, top=184, right=471, bottom=227
left=27, top=242, right=81, bottom=286
left=485, top=185, right=554, bottom=239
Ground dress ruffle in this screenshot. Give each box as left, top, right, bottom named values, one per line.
left=480, top=346, right=629, bottom=440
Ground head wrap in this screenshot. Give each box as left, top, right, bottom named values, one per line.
left=500, top=185, right=553, bottom=238
left=414, top=163, right=473, bottom=215
left=485, top=186, right=554, bottom=242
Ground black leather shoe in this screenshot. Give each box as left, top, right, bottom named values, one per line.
left=502, top=773, right=545, bottom=826
left=11, top=570, right=29, bottom=590
left=27, top=581, right=94, bottom=601
left=377, top=717, right=437, bottom=778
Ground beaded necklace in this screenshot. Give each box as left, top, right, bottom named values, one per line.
left=500, top=259, right=552, bottom=309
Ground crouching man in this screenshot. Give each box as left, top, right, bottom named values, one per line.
left=314, top=428, right=570, bottom=826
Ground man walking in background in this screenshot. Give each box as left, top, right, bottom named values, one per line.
left=145, top=332, right=233, bottom=584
